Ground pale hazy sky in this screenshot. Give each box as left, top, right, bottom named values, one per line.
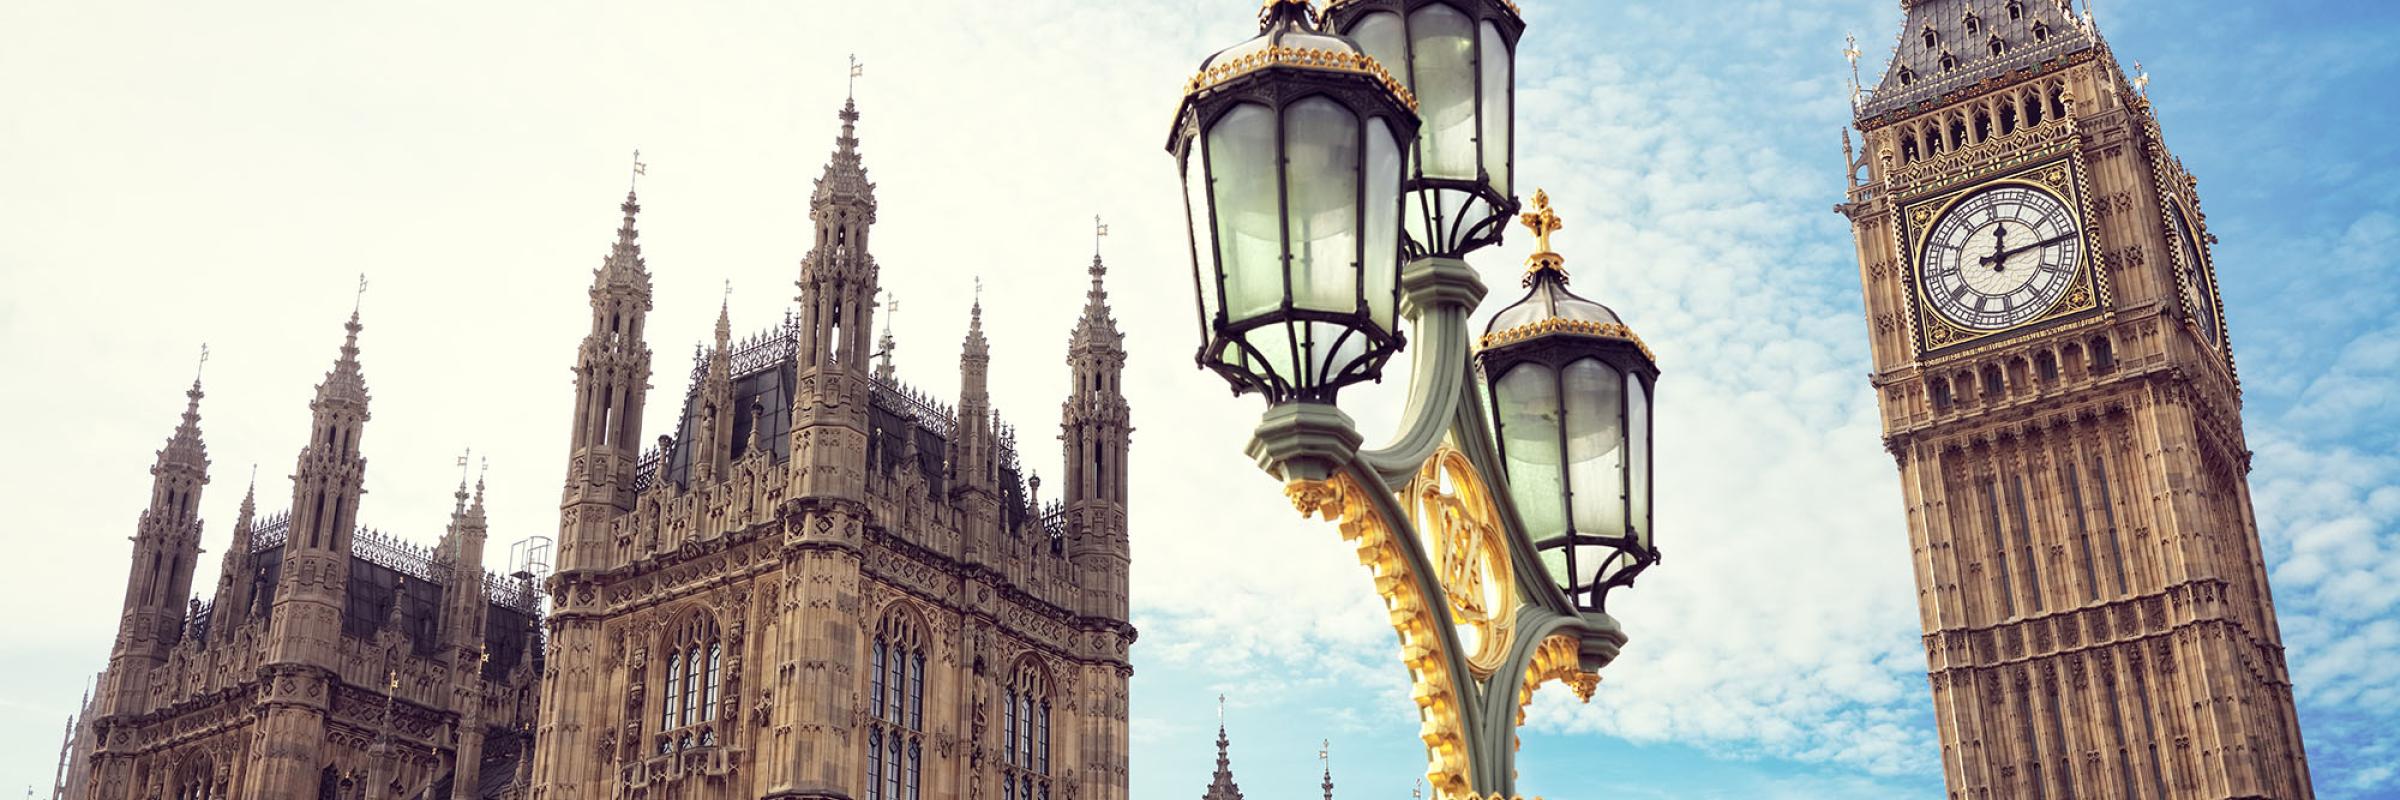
left=7, top=1, right=2399, bottom=798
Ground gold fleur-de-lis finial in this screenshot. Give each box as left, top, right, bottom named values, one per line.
left=1519, top=189, right=1564, bottom=255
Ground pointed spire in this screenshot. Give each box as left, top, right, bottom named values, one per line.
left=315, top=303, right=371, bottom=410
left=964, top=288, right=990, bottom=359
left=1320, top=739, right=1334, bottom=800
left=467, top=459, right=489, bottom=527
left=812, top=97, right=877, bottom=213
left=714, top=286, right=734, bottom=353
left=599, top=189, right=650, bottom=285
left=1204, top=695, right=1244, bottom=800
left=875, top=291, right=898, bottom=383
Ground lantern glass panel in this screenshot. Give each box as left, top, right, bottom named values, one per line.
left=1562, top=359, right=1625, bottom=536
left=1363, top=117, right=1401, bottom=328
left=1496, top=364, right=1568, bottom=540
left=1183, top=138, right=1220, bottom=341
left=1351, top=11, right=1408, bottom=91
left=1283, top=97, right=1361, bottom=314
left=1478, top=21, right=1512, bottom=194
left=1241, top=326, right=1294, bottom=393
left=1408, top=3, right=1477, bottom=179
left=1629, top=373, right=1652, bottom=547
left=1306, top=319, right=1369, bottom=387
left=1206, top=102, right=1281, bottom=322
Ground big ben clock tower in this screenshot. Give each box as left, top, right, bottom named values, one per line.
left=1839, top=1, right=2312, bottom=798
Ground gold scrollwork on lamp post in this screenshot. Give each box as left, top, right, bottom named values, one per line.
left=1288, top=472, right=1476, bottom=797
left=1408, top=446, right=1517, bottom=678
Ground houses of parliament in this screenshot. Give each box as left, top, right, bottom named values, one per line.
left=53, top=96, right=1136, bottom=800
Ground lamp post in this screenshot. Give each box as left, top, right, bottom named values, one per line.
left=1168, top=2, right=1658, bottom=797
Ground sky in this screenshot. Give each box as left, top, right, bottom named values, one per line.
left=1, top=1, right=2395, bottom=798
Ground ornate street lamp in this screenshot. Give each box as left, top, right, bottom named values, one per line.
left=1478, top=190, right=1658, bottom=614
left=1169, top=0, right=1421, bottom=408
left=1168, top=3, right=1660, bottom=798
left=1323, top=0, right=1523, bottom=259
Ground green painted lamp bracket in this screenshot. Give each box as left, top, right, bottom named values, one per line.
left=1359, top=255, right=1488, bottom=489
left=1247, top=252, right=1623, bottom=799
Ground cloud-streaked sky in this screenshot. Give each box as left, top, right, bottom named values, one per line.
left=3, top=1, right=2394, bottom=798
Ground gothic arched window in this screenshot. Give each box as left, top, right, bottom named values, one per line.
left=657, top=613, right=723, bottom=754
left=1002, top=660, right=1054, bottom=800
left=867, top=609, right=927, bottom=800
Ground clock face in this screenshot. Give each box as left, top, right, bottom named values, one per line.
left=1918, top=184, right=2084, bottom=331
left=2168, top=202, right=2221, bottom=345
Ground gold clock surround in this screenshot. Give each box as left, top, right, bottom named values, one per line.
left=1897, top=156, right=2104, bottom=356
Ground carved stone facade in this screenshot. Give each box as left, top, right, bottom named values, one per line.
left=1842, top=2, right=2308, bottom=798
left=526, top=97, right=1136, bottom=800
left=72, top=319, right=545, bottom=800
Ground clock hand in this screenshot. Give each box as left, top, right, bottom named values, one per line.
left=1980, top=232, right=2078, bottom=268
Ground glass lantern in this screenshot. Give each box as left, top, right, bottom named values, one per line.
left=1167, top=0, right=1422, bottom=405
left=1325, top=0, right=1523, bottom=259
left=1477, top=191, right=1658, bottom=612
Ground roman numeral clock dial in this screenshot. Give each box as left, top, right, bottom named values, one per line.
left=1918, top=184, right=2084, bottom=332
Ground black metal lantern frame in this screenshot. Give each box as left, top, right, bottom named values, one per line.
left=1169, top=1, right=1423, bottom=406
left=1478, top=329, right=1659, bottom=613
left=1326, top=0, right=1525, bottom=260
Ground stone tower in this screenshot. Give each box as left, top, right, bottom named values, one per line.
left=74, top=314, right=543, bottom=800
left=536, top=187, right=656, bottom=800
left=100, top=376, right=210, bottom=721
left=252, top=311, right=377, bottom=798
left=524, top=95, right=1135, bottom=800
left=1839, top=1, right=2310, bottom=797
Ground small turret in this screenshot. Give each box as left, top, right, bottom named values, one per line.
left=266, top=309, right=374, bottom=666
left=560, top=190, right=655, bottom=574
left=208, top=477, right=258, bottom=632
left=1062, top=247, right=1131, bottom=621
left=788, top=97, right=881, bottom=501
left=102, top=372, right=212, bottom=716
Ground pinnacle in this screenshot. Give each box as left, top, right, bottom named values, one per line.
left=715, top=297, right=733, bottom=351
left=316, top=311, right=371, bottom=408
left=600, top=189, right=649, bottom=284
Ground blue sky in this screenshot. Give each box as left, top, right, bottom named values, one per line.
left=1, top=1, right=2394, bottom=798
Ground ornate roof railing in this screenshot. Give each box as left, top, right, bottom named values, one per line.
left=871, top=375, right=958, bottom=439
left=688, top=318, right=802, bottom=387
left=485, top=569, right=541, bottom=615
left=250, top=511, right=292, bottom=552
left=244, top=508, right=543, bottom=615
left=632, top=443, right=664, bottom=494
left=355, top=527, right=440, bottom=582
left=1038, top=501, right=1067, bottom=542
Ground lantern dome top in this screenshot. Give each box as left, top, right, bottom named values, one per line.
left=1180, top=0, right=1417, bottom=115
left=1480, top=190, right=1654, bottom=362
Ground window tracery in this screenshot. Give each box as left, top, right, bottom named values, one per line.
left=1000, top=660, right=1054, bottom=800
left=656, top=613, right=722, bottom=754
left=867, top=609, right=927, bottom=800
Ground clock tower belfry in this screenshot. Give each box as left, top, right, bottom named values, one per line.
left=1838, top=2, right=2311, bottom=798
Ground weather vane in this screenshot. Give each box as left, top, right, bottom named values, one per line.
left=1094, top=214, right=1109, bottom=256
left=849, top=53, right=864, bottom=99
left=354, top=273, right=369, bottom=313
left=631, top=148, right=647, bottom=191
left=2133, top=60, right=2151, bottom=98
left=1843, top=33, right=1863, bottom=108
left=457, top=448, right=473, bottom=486
left=195, top=342, right=210, bottom=382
